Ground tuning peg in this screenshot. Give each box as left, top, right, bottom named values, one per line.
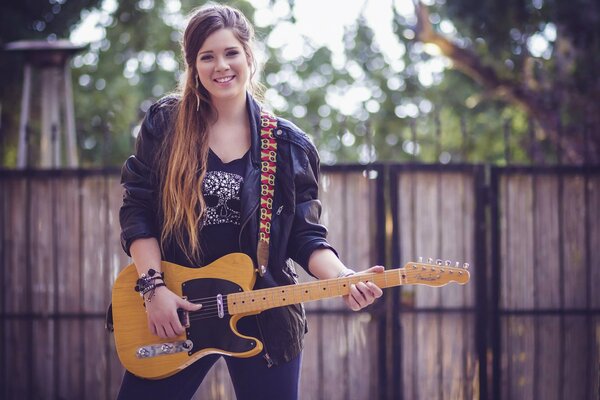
left=435, top=259, right=443, bottom=266
left=427, top=257, right=433, bottom=264
left=418, top=256, right=423, bottom=263
left=444, top=260, right=451, bottom=266
left=463, top=263, right=470, bottom=270
left=455, top=261, right=460, bottom=268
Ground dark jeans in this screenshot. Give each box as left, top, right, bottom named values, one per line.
left=117, top=351, right=302, bottom=400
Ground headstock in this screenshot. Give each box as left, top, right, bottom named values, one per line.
left=403, top=257, right=470, bottom=287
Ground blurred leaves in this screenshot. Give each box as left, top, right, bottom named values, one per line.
left=1, top=0, right=598, bottom=167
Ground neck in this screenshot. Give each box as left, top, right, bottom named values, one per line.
left=211, top=92, right=247, bottom=125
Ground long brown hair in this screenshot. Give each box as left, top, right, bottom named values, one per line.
left=159, top=3, right=262, bottom=264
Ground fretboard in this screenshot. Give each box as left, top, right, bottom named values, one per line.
left=227, top=268, right=409, bottom=315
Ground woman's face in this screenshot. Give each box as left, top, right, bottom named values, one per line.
left=195, top=28, right=251, bottom=103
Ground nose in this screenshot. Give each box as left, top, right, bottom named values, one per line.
left=215, top=56, right=230, bottom=72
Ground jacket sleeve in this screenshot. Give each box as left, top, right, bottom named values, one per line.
left=119, top=100, right=171, bottom=256
left=287, top=141, right=339, bottom=274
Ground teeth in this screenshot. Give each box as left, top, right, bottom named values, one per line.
left=215, top=76, right=234, bottom=83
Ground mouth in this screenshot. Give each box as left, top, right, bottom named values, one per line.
left=214, top=75, right=235, bottom=84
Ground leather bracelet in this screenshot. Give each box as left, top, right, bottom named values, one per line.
left=134, top=269, right=165, bottom=294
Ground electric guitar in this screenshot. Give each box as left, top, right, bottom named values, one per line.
left=111, top=253, right=470, bottom=379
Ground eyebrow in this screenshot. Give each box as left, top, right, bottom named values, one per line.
left=198, top=46, right=241, bottom=55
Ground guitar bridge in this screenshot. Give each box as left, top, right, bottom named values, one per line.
left=136, top=340, right=194, bottom=359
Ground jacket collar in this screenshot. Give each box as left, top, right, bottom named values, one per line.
left=239, top=92, right=264, bottom=257
left=245, top=92, right=262, bottom=168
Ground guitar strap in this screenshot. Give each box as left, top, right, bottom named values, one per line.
left=256, top=109, right=278, bottom=277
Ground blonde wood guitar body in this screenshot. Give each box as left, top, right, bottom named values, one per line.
left=112, top=253, right=261, bottom=379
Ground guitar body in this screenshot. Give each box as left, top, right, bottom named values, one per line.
left=112, top=253, right=262, bottom=379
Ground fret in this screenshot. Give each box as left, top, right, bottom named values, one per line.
left=227, top=265, right=468, bottom=315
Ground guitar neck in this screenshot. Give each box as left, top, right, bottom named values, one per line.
left=228, top=267, right=419, bottom=314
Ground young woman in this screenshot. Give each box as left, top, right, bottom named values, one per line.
left=117, top=4, right=383, bottom=399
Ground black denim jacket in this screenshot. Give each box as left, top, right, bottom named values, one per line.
left=119, top=93, right=337, bottom=364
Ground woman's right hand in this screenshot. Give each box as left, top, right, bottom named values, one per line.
left=144, top=286, right=202, bottom=338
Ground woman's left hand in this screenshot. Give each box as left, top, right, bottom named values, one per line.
left=343, top=265, right=384, bottom=311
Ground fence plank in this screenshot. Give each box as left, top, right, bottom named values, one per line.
left=462, top=173, right=476, bottom=308
left=55, top=177, right=84, bottom=399
left=81, top=176, right=109, bottom=399
left=345, top=172, right=376, bottom=272
left=502, top=316, right=535, bottom=400
left=593, top=316, right=600, bottom=398
left=590, top=177, right=600, bottom=309
left=4, top=178, right=28, bottom=313
left=562, top=176, right=587, bottom=308
left=534, top=316, right=560, bottom=400
left=413, top=173, right=441, bottom=308
left=533, top=176, right=560, bottom=309
left=440, top=173, right=470, bottom=308
left=3, top=178, right=30, bottom=398
left=30, top=178, right=56, bottom=398
left=347, top=313, right=378, bottom=400
left=397, top=172, right=415, bottom=307
left=501, top=175, right=535, bottom=310
left=416, top=313, right=442, bottom=399
left=321, top=315, right=348, bottom=400
left=562, top=316, right=589, bottom=400
left=4, top=320, right=32, bottom=399
left=0, top=176, right=4, bottom=399
left=107, top=176, right=129, bottom=396
left=400, top=313, right=417, bottom=399
left=440, top=313, right=465, bottom=399
left=301, top=313, right=322, bottom=400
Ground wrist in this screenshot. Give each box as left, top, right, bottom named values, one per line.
left=337, top=268, right=356, bottom=278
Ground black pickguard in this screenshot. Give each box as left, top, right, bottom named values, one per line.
left=181, top=278, right=258, bottom=356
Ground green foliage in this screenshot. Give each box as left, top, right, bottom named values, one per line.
left=1, top=0, right=598, bottom=167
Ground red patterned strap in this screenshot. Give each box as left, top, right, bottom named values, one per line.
left=257, top=109, right=278, bottom=276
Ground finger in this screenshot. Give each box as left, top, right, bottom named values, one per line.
left=355, top=282, right=372, bottom=300
left=180, top=299, right=202, bottom=311
left=170, top=320, right=185, bottom=336
left=355, top=282, right=379, bottom=305
left=157, top=325, right=168, bottom=339
left=351, top=284, right=369, bottom=307
left=366, top=282, right=383, bottom=298
left=360, top=265, right=384, bottom=274
left=149, top=322, right=158, bottom=337
left=164, top=323, right=177, bottom=338
left=346, top=294, right=361, bottom=311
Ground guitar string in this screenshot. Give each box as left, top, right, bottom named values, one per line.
left=179, top=269, right=465, bottom=317
left=181, top=268, right=460, bottom=304
left=182, top=271, right=466, bottom=323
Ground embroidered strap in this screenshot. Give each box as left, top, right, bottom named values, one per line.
left=257, top=109, right=278, bottom=276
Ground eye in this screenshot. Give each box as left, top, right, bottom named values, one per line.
left=199, top=54, right=213, bottom=61
left=226, top=50, right=239, bottom=57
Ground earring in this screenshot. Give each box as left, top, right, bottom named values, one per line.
left=195, top=75, right=200, bottom=112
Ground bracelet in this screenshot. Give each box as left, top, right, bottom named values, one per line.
left=337, top=268, right=356, bottom=278
left=134, top=268, right=165, bottom=294
left=143, top=282, right=166, bottom=303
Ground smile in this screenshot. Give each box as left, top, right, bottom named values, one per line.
left=214, top=76, right=235, bottom=83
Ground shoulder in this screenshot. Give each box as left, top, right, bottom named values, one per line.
left=275, top=116, right=319, bottom=160
left=142, top=94, right=180, bottom=137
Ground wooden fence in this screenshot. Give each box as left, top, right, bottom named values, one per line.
left=1, top=164, right=598, bottom=399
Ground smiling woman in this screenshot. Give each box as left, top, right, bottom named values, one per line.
left=114, top=4, right=383, bottom=400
